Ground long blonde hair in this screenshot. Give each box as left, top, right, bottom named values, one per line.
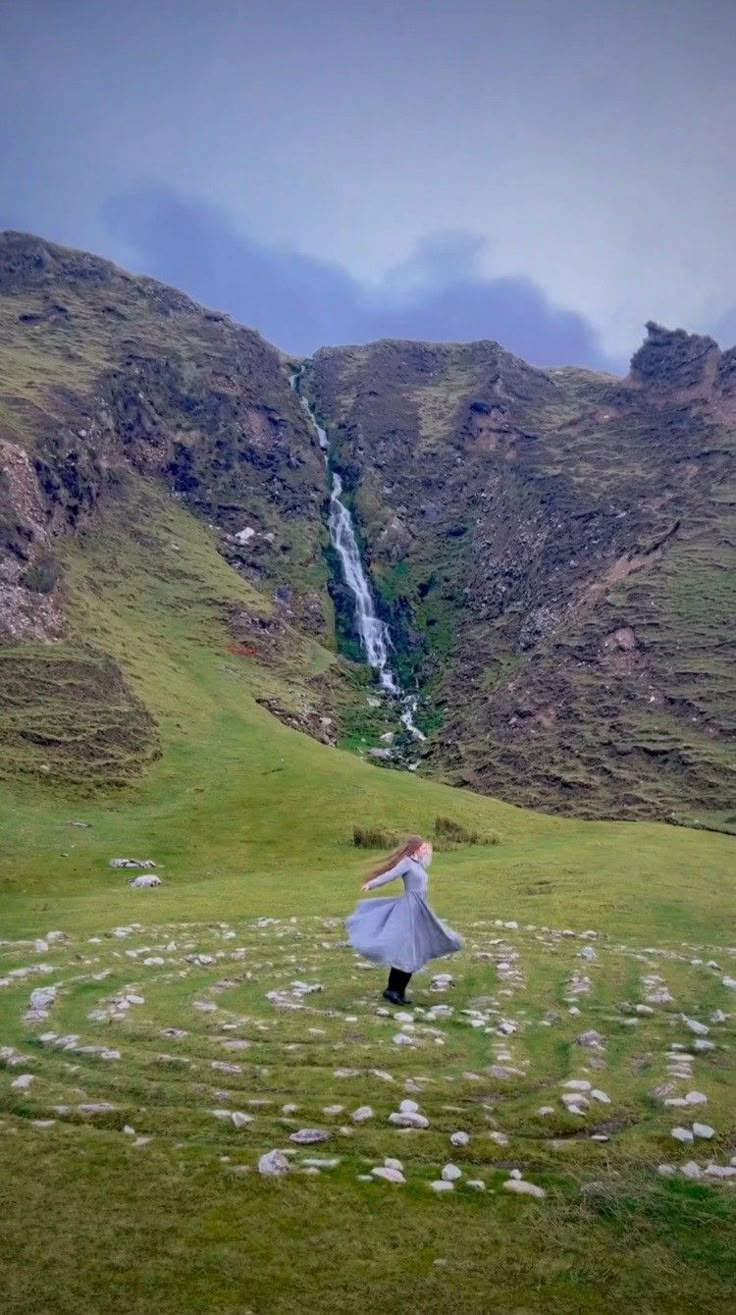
left=366, top=834, right=425, bottom=882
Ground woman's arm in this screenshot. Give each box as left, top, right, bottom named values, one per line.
left=362, top=858, right=410, bottom=891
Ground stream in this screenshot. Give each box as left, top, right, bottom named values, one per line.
left=290, top=370, right=424, bottom=745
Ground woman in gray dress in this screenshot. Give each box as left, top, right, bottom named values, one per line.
left=346, top=835, right=463, bottom=1005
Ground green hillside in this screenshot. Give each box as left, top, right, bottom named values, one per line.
left=1, top=455, right=735, bottom=1315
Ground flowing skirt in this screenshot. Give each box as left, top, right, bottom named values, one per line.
left=346, top=892, right=463, bottom=974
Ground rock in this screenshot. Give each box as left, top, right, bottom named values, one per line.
left=693, top=1123, right=715, bottom=1139
left=576, top=1030, right=605, bottom=1049
left=429, top=1180, right=454, bottom=1193
left=671, top=1127, right=694, bottom=1143
left=451, top=1131, right=470, bottom=1147
left=682, top=1017, right=709, bottom=1036
left=110, top=858, right=156, bottom=869
left=323, top=1105, right=344, bottom=1116
left=399, top=1099, right=419, bottom=1114
left=388, top=1111, right=429, bottom=1129
left=657, top=1164, right=676, bottom=1176
left=441, top=1164, right=462, bottom=1182
left=722, top=976, right=736, bottom=990
left=685, top=1091, right=708, bottom=1105
left=693, top=1039, right=715, bottom=1052
left=29, top=986, right=57, bottom=1012
left=231, top=1112, right=253, bottom=1129
left=509, top=1169, right=522, bottom=1180
left=289, top=1129, right=330, bottom=1145
left=562, top=1079, right=591, bottom=1092
left=488, top=1064, right=524, bottom=1080
left=590, top=1090, right=611, bottom=1105
left=258, top=1150, right=290, bottom=1177
left=10, top=1071, right=35, bottom=1091
left=371, top=1166, right=405, bottom=1184
left=466, top=1180, right=486, bottom=1191
left=392, top=1033, right=417, bottom=1047
left=130, top=875, right=162, bottom=888
left=680, top=1161, right=702, bottom=1180
left=503, top=1179, right=546, bottom=1199
left=704, top=1165, right=736, bottom=1179
left=351, top=1105, right=374, bottom=1123
left=578, top=947, right=597, bottom=961
left=536, top=1106, right=555, bottom=1117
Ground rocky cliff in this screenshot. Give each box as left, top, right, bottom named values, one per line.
left=307, top=329, right=736, bottom=829
left=1, top=232, right=734, bottom=828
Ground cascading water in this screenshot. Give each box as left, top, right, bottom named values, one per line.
left=290, top=370, right=424, bottom=744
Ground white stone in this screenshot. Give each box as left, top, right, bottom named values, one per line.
left=590, top=1090, right=611, bottom=1105
left=671, top=1127, right=694, bottom=1143
left=10, top=1073, right=34, bottom=1090
left=399, top=1099, right=419, bottom=1114
left=680, top=1161, right=702, bottom=1179
left=693, top=1123, right=715, bottom=1139
left=442, top=1164, right=462, bottom=1182
left=685, top=1091, right=708, bottom=1106
left=30, top=986, right=57, bottom=1012
left=509, top=1169, right=522, bottom=1180
left=231, top=1111, right=253, bottom=1129
left=130, top=875, right=162, bottom=889
left=384, top=1158, right=403, bottom=1171
left=683, top=1017, right=709, bottom=1036
left=537, top=1106, right=555, bottom=1117
left=429, top=1180, right=454, bottom=1193
left=351, top=1105, right=374, bottom=1123
left=289, top=1129, right=330, bottom=1144
left=110, top=858, right=156, bottom=869
left=258, top=1150, right=289, bottom=1177
left=705, top=1165, right=736, bottom=1179
left=451, top=1131, right=470, bottom=1147
left=371, top=1166, right=405, bottom=1184
left=389, top=1111, right=429, bottom=1129
left=503, top=1179, right=545, bottom=1199
left=722, top=976, right=736, bottom=990
left=466, top=1180, right=486, bottom=1191
left=657, top=1164, right=676, bottom=1176
left=562, top=1079, right=592, bottom=1091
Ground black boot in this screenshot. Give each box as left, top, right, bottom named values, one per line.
left=383, top=967, right=413, bottom=1007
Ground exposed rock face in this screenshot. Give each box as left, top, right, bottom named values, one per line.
left=2, top=233, right=735, bottom=824
left=308, top=328, right=736, bottom=825
left=0, top=230, right=329, bottom=638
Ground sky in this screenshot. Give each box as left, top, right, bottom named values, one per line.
left=2, top=0, right=736, bottom=369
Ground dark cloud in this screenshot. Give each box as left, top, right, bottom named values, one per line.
left=102, top=188, right=620, bottom=370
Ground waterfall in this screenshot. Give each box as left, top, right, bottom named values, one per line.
left=290, top=370, right=424, bottom=742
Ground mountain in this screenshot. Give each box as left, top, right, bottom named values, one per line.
left=1, top=231, right=734, bottom=830
left=307, top=330, right=736, bottom=830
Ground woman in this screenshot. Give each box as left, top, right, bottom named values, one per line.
left=346, top=834, right=463, bottom=1005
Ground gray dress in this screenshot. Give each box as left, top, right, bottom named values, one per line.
left=346, top=855, right=463, bottom=974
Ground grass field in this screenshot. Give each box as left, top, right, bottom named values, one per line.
left=1, top=485, right=735, bottom=1315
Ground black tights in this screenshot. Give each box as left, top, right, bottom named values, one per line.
left=387, top=967, right=412, bottom=998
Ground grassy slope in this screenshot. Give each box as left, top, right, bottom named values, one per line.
left=1, top=486, right=734, bottom=1314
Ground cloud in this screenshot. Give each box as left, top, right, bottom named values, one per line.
left=103, top=186, right=619, bottom=369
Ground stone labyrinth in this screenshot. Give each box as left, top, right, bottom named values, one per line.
left=2, top=911, right=735, bottom=1195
